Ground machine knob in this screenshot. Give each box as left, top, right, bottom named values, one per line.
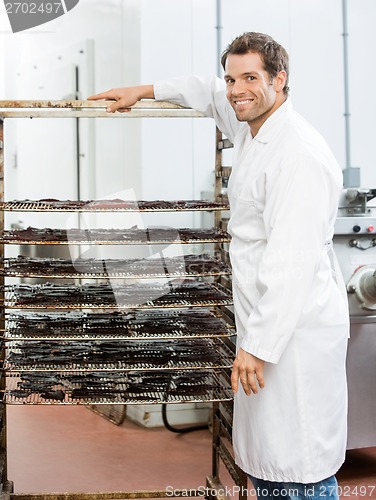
left=353, top=225, right=361, bottom=233
left=367, top=225, right=375, bottom=232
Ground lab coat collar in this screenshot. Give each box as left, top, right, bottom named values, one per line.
left=253, top=97, right=292, bottom=144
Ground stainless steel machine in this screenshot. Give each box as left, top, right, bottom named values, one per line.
left=333, top=188, right=376, bottom=449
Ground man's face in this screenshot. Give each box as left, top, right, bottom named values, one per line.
left=224, top=51, right=285, bottom=135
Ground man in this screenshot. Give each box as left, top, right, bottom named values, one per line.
left=89, top=32, right=349, bottom=500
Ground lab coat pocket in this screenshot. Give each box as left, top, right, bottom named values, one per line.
left=229, top=195, right=266, bottom=242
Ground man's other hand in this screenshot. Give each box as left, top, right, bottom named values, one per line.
left=231, top=348, right=265, bottom=396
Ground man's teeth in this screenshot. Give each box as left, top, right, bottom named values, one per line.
left=235, top=100, right=251, bottom=105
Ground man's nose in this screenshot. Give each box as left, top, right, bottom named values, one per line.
left=231, top=80, right=247, bottom=95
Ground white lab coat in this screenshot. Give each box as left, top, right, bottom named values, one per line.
left=155, top=76, right=349, bottom=483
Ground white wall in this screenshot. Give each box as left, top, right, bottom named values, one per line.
left=1, top=0, right=376, bottom=203
left=345, top=0, right=376, bottom=187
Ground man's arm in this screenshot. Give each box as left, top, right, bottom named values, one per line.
left=89, top=76, right=240, bottom=142
left=240, top=154, right=338, bottom=364
left=88, top=85, right=155, bottom=113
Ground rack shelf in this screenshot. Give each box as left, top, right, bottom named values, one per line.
left=0, top=199, right=229, bottom=212
left=0, top=227, right=230, bottom=245
left=2, top=281, right=232, bottom=309
left=0, top=254, right=231, bottom=279
left=5, top=371, right=232, bottom=406
left=4, top=310, right=235, bottom=341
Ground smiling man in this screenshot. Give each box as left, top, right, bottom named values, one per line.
left=89, top=32, right=349, bottom=500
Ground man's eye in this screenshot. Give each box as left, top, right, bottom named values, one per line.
left=226, top=80, right=234, bottom=85
left=247, top=76, right=255, bottom=81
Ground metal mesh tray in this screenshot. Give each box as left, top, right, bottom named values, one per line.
left=0, top=226, right=231, bottom=245
left=0, top=254, right=231, bottom=279
left=4, top=337, right=234, bottom=372
left=2, top=281, right=233, bottom=310
left=0, top=199, right=229, bottom=212
left=4, top=309, right=235, bottom=341
left=3, top=371, right=233, bottom=405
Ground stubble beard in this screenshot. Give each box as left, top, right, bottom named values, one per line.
left=233, top=102, right=274, bottom=127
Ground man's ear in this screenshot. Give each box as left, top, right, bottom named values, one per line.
left=273, top=70, right=287, bottom=92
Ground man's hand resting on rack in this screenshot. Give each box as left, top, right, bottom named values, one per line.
left=231, top=348, right=265, bottom=396
left=88, top=85, right=155, bottom=113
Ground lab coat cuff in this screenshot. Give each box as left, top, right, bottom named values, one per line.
left=240, top=338, right=281, bottom=364
left=154, top=81, right=179, bottom=103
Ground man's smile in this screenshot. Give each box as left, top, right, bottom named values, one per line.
left=234, top=98, right=254, bottom=107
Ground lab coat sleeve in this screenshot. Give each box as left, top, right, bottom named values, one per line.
left=154, top=75, right=240, bottom=142
left=240, top=153, right=338, bottom=363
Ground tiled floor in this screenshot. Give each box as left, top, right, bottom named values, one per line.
left=5, top=405, right=376, bottom=499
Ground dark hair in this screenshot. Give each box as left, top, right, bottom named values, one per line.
left=221, top=32, right=290, bottom=95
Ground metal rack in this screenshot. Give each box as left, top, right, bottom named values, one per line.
left=0, top=100, right=244, bottom=500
